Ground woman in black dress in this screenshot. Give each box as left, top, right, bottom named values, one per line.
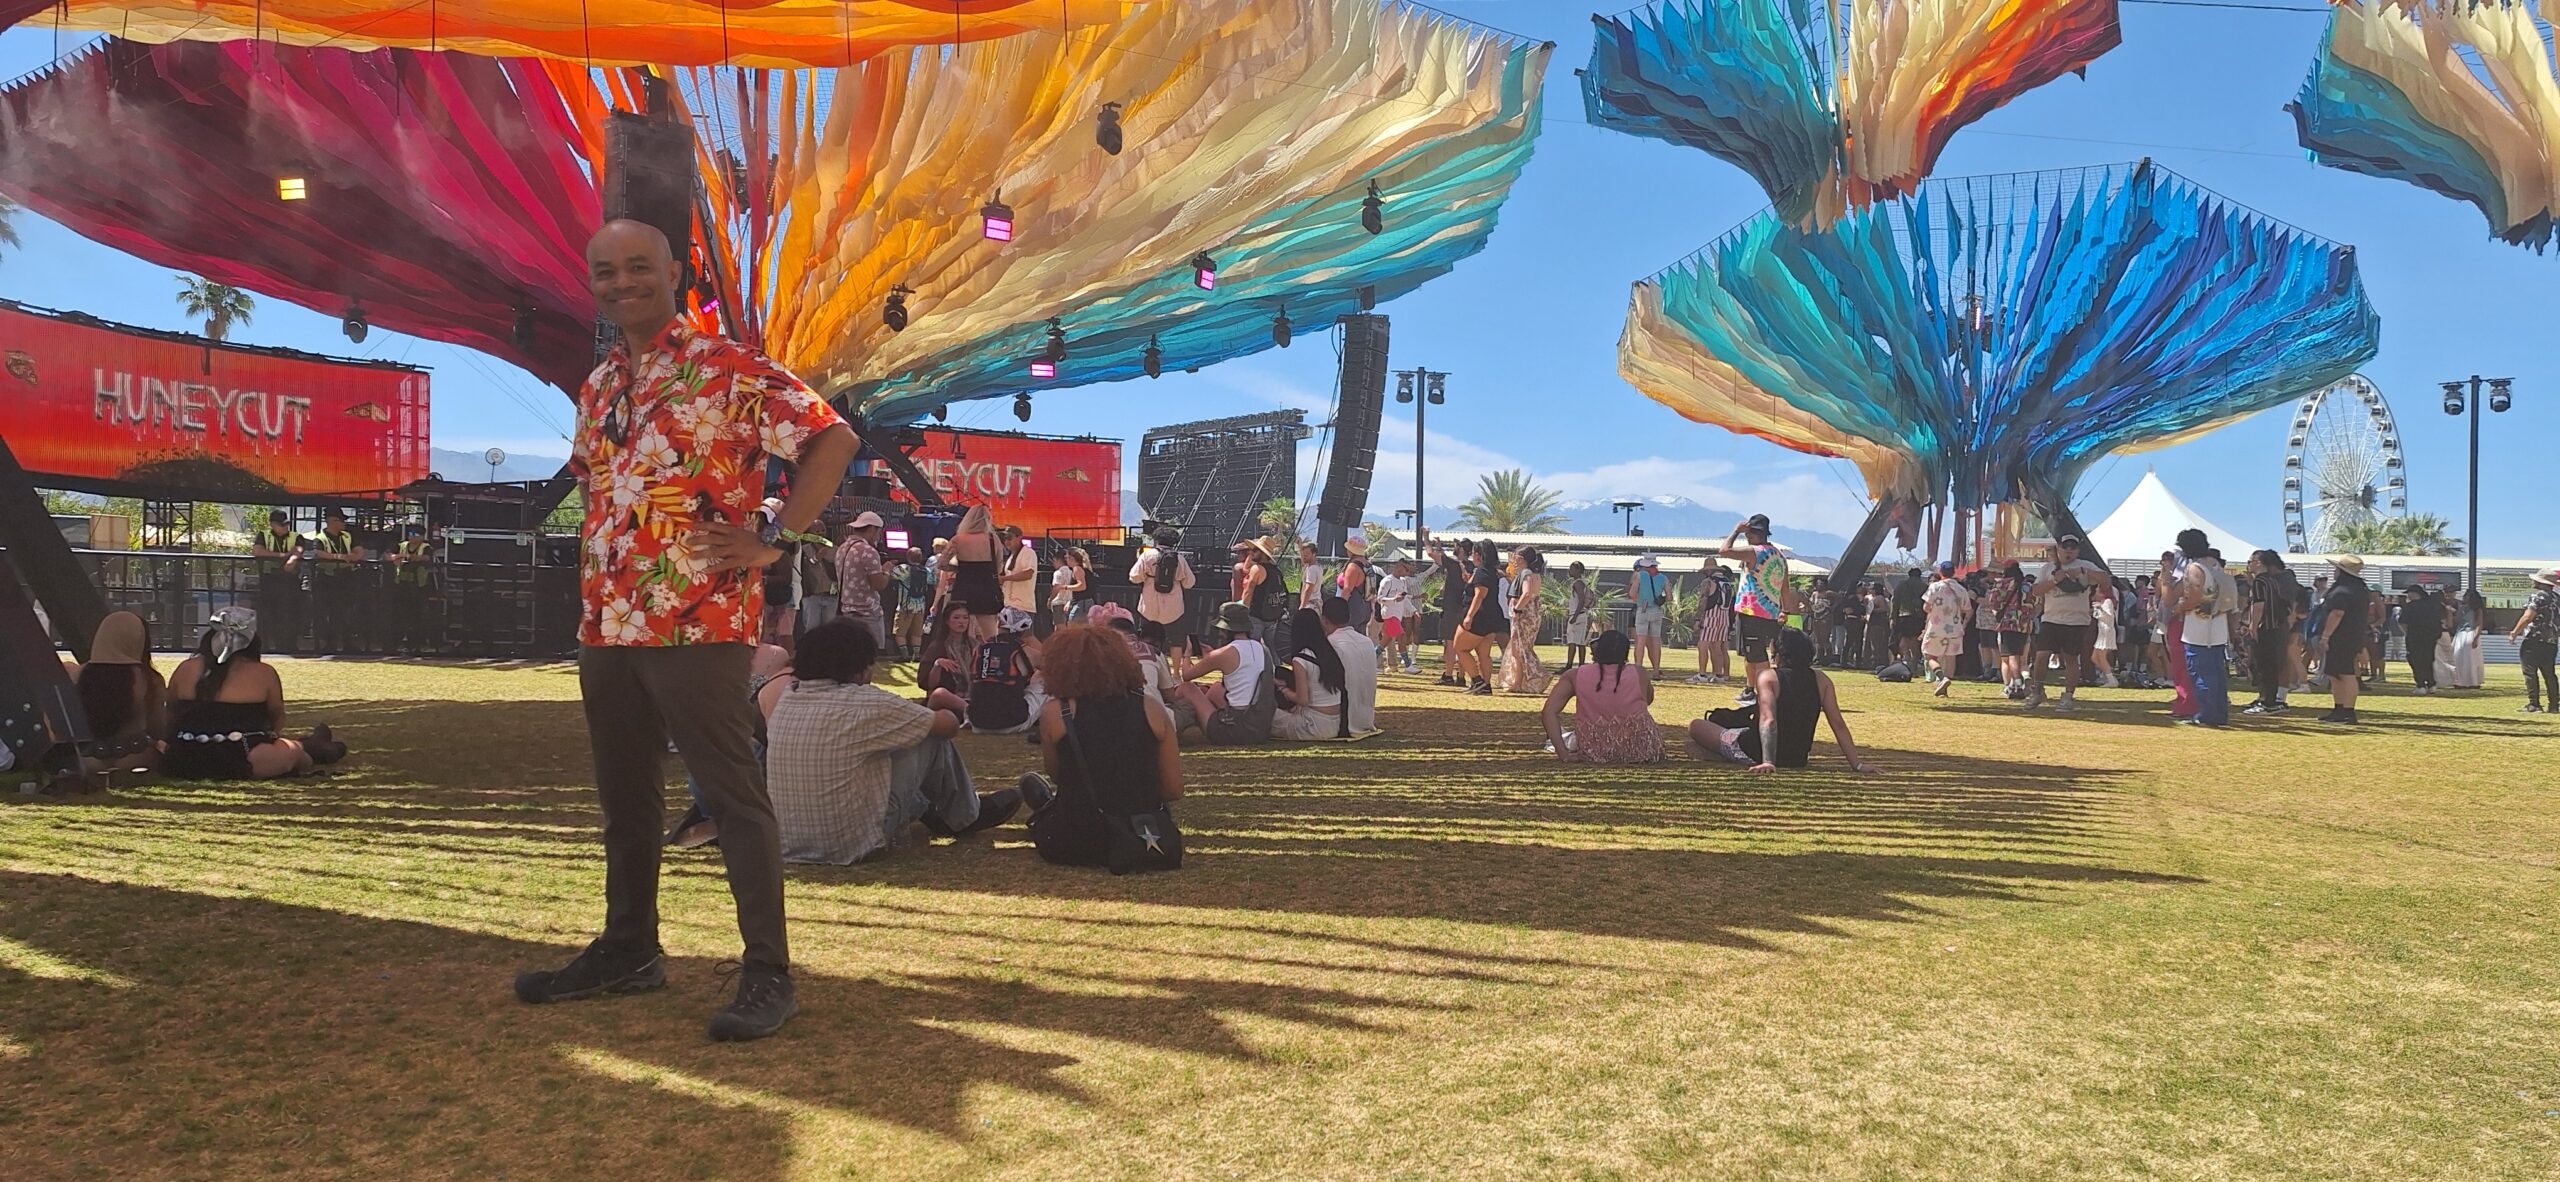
left=161, top=608, right=346, bottom=779
left=942, top=504, right=1004, bottom=642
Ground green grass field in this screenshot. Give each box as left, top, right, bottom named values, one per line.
left=4, top=655, right=2557, bottom=1180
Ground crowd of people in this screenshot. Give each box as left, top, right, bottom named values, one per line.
left=49, top=220, right=2548, bottom=1049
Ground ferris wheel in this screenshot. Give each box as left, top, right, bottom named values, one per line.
left=2283, top=374, right=2407, bottom=553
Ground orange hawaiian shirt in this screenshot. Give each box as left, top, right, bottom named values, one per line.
left=571, top=320, right=844, bottom=647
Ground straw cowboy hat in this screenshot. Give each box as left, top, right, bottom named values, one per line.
left=1342, top=537, right=1369, bottom=557
left=2331, top=555, right=2365, bottom=578
left=1232, top=535, right=1280, bottom=560
left=2532, top=565, right=2559, bottom=588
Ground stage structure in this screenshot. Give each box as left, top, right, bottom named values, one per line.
left=1138, top=411, right=1311, bottom=563
left=0, top=0, right=1550, bottom=431
left=2291, top=0, right=2560, bottom=253
left=1618, top=162, right=2382, bottom=587
left=1583, top=0, right=2121, bottom=226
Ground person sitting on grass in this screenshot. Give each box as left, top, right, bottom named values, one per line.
left=915, top=600, right=978, bottom=700
left=1270, top=607, right=1348, bottom=741
left=966, top=608, right=1043, bottom=735
left=663, top=643, right=797, bottom=851
left=1541, top=629, right=1663, bottom=764
left=76, top=611, right=166, bottom=776
left=1168, top=602, right=1276, bottom=745
left=1019, top=623, right=1186, bottom=868
left=765, top=620, right=1020, bottom=864
left=161, top=606, right=346, bottom=780
left=1321, top=597, right=1380, bottom=733
left=1688, top=627, right=1875, bottom=773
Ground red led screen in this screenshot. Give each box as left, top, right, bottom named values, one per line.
left=0, top=302, right=429, bottom=499
left=885, top=429, right=1122, bottom=539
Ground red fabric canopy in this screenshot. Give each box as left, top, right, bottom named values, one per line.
left=0, top=39, right=610, bottom=391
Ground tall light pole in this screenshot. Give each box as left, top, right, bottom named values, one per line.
left=2440, top=375, right=2514, bottom=598
left=1613, top=499, right=1644, bottom=536
left=1394, top=367, right=1447, bottom=547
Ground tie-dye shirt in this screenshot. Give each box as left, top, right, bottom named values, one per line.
left=1735, top=543, right=1789, bottom=620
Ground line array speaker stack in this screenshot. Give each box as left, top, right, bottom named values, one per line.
left=602, top=111, right=701, bottom=288
left=1314, top=313, right=1390, bottom=555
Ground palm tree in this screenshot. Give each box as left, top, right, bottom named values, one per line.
left=175, top=276, right=255, bottom=341
left=0, top=194, right=21, bottom=262
left=2330, top=512, right=2463, bottom=557
left=1447, top=468, right=1568, bottom=533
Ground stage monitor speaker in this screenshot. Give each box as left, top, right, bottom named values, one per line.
left=602, top=112, right=700, bottom=282
left=1314, top=314, right=1389, bottom=554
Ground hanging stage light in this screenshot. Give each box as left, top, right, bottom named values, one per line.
left=931, top=404, right=949, bottom=423
left=1191, top=251, right=1218, bottom=291
left=1360, top=179, right=1384, bottom=235
left=1028, top=359, right=1058, bottom=379
left=511, top=303, right=536, bottom=352
left=981, top=193, right=1015, bottom=242
left=1271, top=306, right=1292, bottom=348
left=1014, top=392, right=1034, bottom=422
left=1044, top=318, right=1068, bottom=363
left=1143, top=335, right=1164, bottom=379
left=341, top=299, right=368, bottom=344
left=884, top=284, right=912, bottom=332
left=277, top=174, right=309, bottom=201
left=1097, top=102, right=1125, bottom=156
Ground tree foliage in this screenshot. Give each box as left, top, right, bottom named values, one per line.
left=2329, top=512, right=2463, bottom=557
left=1447, top=469, right=1567, bottom=534
left=175, top=275, right=255, bottom=341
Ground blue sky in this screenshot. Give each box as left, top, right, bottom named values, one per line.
left=3, top=5, right=2552, bottom=556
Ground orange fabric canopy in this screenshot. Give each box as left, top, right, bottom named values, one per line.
left=34, top=1, right=1141, bottom=68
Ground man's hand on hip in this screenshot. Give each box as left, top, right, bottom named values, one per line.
left=691, top=522, right=784, bottom=573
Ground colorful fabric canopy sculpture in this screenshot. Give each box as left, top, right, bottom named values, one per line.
left=0, top=0, right=1547, bottom=425
left=1619, top=163, right=2381, bottom=513
left=19, top=0, right=1140, bottom=69
left=678, top=0, right=1548, bottom=423
left=0, top=38, right=614, bottom=390
left=2292, top=0, right=2560, bottom=252
left=1583, top=0, right=2121, bottom=226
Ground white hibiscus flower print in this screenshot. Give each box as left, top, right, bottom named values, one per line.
left=631, top=427, right=680, bottom=472
left=599, top=597, right=651, bottom=645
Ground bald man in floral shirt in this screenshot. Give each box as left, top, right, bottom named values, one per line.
left=514, top=220, right=858, bottom=1043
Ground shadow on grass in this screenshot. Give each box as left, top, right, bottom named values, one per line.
left=0, top=869, right=1452, bottom=1178
left=1930, top=697, right=2557, bottom=738
left=20, top=697, right=2201, bottom=953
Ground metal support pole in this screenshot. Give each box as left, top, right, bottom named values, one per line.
left=2467, top=374, right=2482, bottom=598
left=1412, top=369, right=1428, bottom=550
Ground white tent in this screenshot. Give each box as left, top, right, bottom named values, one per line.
left=2085, top=469, right=2263, bottom=564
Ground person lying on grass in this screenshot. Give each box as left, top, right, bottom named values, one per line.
left=1688, top=626, right=1876, bottom=774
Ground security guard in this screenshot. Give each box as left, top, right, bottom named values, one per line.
left=389, top=525, right=438, bottom=653
left=310, top=509, right=367, bottom=653
left=250, top=509, right=306, bottom=655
